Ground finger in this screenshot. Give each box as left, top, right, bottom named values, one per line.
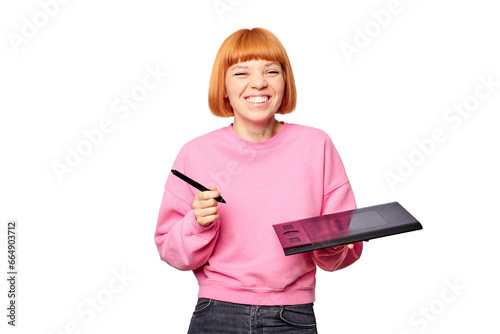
left=347, top=244, right=354, bottom=249
left=193, top=198, right=219, bottom=211
left=194, top=206, right=220, bottom=218
left=196, top=211, right=220, bottom=226
left=197, top=214, right=219, bottom=227
left=195, top=189, right=221, bottom=201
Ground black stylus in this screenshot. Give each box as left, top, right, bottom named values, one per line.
left=171, top=169, right=226, bottom=203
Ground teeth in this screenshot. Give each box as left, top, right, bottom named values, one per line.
left=246, top=96, right=268, bottom=103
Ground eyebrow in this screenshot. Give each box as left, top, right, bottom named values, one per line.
left=230, top=62, right=280, bottom=71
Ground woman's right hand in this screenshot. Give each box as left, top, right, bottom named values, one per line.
left=192, top=186, right=221, bottom=227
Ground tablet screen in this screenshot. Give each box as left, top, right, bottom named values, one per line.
left=302, top=210, right=389, bottom=244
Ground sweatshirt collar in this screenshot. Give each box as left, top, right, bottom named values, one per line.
left=225, top=122, right=290, bottom=150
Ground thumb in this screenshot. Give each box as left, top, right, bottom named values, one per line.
left=209, top=185, right=218, bottom=191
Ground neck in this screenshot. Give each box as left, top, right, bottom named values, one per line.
left=232, top=117, right=283, bottom=142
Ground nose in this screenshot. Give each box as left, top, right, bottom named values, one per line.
left=250, top=74, right=267, bottom=89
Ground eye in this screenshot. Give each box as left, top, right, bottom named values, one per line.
left=267, top=70, right=280, bottom=76
left=233, top=72, right=247, bottom=76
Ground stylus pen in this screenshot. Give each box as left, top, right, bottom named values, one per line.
left=171, top=169, right=227, bottom=203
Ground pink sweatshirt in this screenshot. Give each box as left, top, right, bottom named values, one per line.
left=154, top=122, right=362, bottom=305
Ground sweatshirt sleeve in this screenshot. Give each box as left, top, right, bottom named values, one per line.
left=154, top=150, right=220, bottom=271
left=309, top=135, right=363, bottom=272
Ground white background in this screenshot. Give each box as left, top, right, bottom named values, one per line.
left=1, top=0, right=499, bottom=333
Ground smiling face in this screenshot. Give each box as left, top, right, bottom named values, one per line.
left=224, top=59, right=285, bottom=126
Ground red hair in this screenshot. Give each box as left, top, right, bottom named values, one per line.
left=208, top=28, right=297, bottom=117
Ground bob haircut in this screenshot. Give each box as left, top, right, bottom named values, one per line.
left=208, top=28, right=297, bottom=117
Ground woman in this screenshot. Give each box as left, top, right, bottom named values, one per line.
left=154, top=27, right=363, bottom=333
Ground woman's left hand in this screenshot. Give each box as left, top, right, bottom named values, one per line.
left=335, top=240, right=369, bottom=250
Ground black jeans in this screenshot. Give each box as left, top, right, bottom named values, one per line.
left=187, top=298, right=318, bottom=333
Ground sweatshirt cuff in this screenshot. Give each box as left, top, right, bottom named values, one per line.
left=314, top=245, right=348, bottom=257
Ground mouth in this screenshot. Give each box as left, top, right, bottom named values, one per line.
left=245, top=95, right=270, bottom=104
